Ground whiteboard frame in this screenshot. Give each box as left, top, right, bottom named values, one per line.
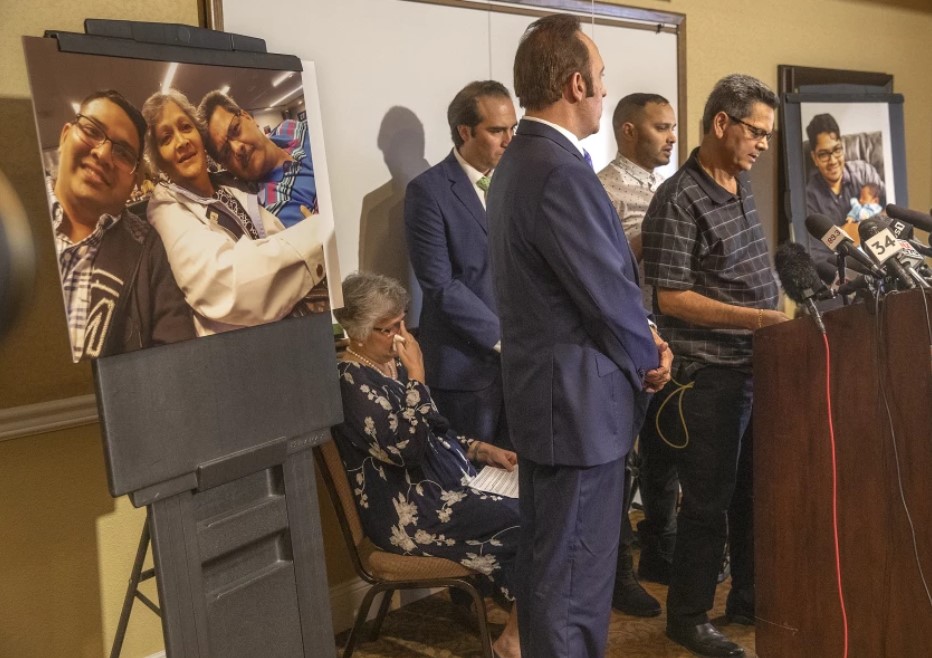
left=213, top=0, right=687, bottom=313
left=204, top=0, right=688, bottom=160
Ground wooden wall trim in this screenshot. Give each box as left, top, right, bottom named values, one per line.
left=0, top=394, right=98, bottom=442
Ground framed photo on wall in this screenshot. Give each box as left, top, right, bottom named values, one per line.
left=781, top=92, right=908, bottom=278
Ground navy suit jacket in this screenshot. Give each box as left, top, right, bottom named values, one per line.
left=488, top=120, right=658, bottom=467
left=405, top=150, right=501, bottom=391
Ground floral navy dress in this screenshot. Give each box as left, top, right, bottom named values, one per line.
left=333, top=360, right=520, bottom=599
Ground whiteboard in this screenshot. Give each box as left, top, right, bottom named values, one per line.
left=221, top=0, right=683, bottom=310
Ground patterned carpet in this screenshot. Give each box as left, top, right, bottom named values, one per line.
left=336, top=552, right=757, bottom=658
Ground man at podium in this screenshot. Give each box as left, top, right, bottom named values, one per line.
left=641, top=74, right=790, bottom=658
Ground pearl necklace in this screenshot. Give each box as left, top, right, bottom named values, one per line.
left=346, top=348, right=396, bottom=378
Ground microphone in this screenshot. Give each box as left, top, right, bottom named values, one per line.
left=861, top=217, right=930, bottom=285
left=775, top=241, right=832, bottom=333
left=875, top=214, right=932, bottom=257
left=885, top=204, right=932, bottom=237
left=830, top=255, right=871, bottom=277
left=858, top=218, right=928, bottom=289
left=905, top=240, right=932, bottom=258
left=836, top=274, right=876, bottom=298
left=886, top=218, right=913, bottom=240
left=805, top=214, right=884, bottom=278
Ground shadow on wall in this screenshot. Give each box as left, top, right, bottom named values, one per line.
left=358, top=106, right=429, bottom=328
left=0, top=97, right=93, bottom=408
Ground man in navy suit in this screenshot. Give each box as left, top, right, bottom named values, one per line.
left=405, top=81, right=517, bottom=448
left=488, top=15, right=672, bottom=657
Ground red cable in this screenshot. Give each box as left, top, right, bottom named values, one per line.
left=823, top=332, right=849, bottom=657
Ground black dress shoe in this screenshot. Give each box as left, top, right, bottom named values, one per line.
left=725, top=589, right=755, bottom=625
left=613, top=549, right=661, bottom=617
left=725, top=604, right=755, bottom=626
left=611, top=579, right=661, bottom=617
left=637, top=550, right=672, bottom=585
left=666, top=622, right=745, bottom=657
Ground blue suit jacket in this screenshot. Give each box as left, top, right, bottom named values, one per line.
left=488, top=120, right=658, bottom=467
left=404, top=150, right=501, bottom=391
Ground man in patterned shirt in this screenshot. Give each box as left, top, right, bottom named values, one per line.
left=598, top=92, right=676, bottom=289
left=597, top=93, right=677, bottom=618
left=200, top=91, right=317, bottom=227
left=50, top=89, right=194, bottom=362
left=641, top=74, right=789, bottom=658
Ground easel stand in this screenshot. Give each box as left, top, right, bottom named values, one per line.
left=96, top=314, right=343, bottom=657
left=110, top=517, right=159, bottom=658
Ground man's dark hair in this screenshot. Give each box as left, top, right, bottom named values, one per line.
left=612, top=93, right=670, bottom=133
left=701, top=74, right=777, bottom=135
left=447, top=80, right=511, bottom=147
left=805, top=113, right=841, bottom=151
left=79, top=90, right=146, bottom=161
left=513, top=14, right=592, bottom=111
left=197, top=90, right=245, bottom=158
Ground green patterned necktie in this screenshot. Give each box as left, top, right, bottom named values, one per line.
left=477, top=175, right=492, bottom=196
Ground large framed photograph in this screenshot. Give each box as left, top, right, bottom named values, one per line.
left=781, top=92, right=908, bottom=277
left=22, top=35, right=340, bottom=363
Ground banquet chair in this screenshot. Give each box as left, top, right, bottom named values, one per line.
left=313, top=440, right=494, bottom=658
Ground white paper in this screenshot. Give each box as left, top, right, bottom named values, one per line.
left=468, top=465, right=519, bottom=498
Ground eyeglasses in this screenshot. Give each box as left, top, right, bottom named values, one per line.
left=727, top=114, right=774, bottom=143
left=372, top=320, right=403, bottom=337
left=216, top=110, right=243, bottom=165
left=813, top=144, right=845, bottom=164
left=71, top=115, right=140, bottom=174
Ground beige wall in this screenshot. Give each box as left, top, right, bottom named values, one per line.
left=0, top=425, right=162, bottom=657
left=0, top=5, right=199, bottom=658
left=1, top=1, right=929, bottom=656
left=612, top=0, right=931, bottom=216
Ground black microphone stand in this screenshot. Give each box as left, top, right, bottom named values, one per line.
left=835, top=253, right=849, bottom=305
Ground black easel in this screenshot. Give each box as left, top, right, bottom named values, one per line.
left=110, top=514, right=159, bottom=658
left=94, top=312, right=342, bottom=657
left=41, top=22, right=344, bottom=655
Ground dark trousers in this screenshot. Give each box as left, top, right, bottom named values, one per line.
left=636, top=432, right=680, bottom=555
left=516, top=456, right=625, bottom=658
left=640, top=364, right=754, bottom=626
left=618, top=453, right=638, bottom=552
left=431, top=373, right=511, bottom=449
left=617, top=437, right=679, bottom=559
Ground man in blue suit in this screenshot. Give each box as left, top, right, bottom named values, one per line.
left=405, top=81, right=517, bottom=448
left=488, top=15, right=672, bottom=657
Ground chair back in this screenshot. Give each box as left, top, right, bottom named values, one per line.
left=315, top=438, right=368, bottom=566
left=314, top=438, right=495, bottom=658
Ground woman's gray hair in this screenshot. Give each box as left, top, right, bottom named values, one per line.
left=333, top=272, right=410, bottom=341
left=140, top=89, right=208, bottom=174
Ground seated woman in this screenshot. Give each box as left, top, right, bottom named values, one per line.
left=141, top=89, right=327, bottom=336
left=332, top=272, right=520, bottom=658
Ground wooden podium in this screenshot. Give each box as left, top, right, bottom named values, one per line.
left=754, top=289, right=932, bottom=657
